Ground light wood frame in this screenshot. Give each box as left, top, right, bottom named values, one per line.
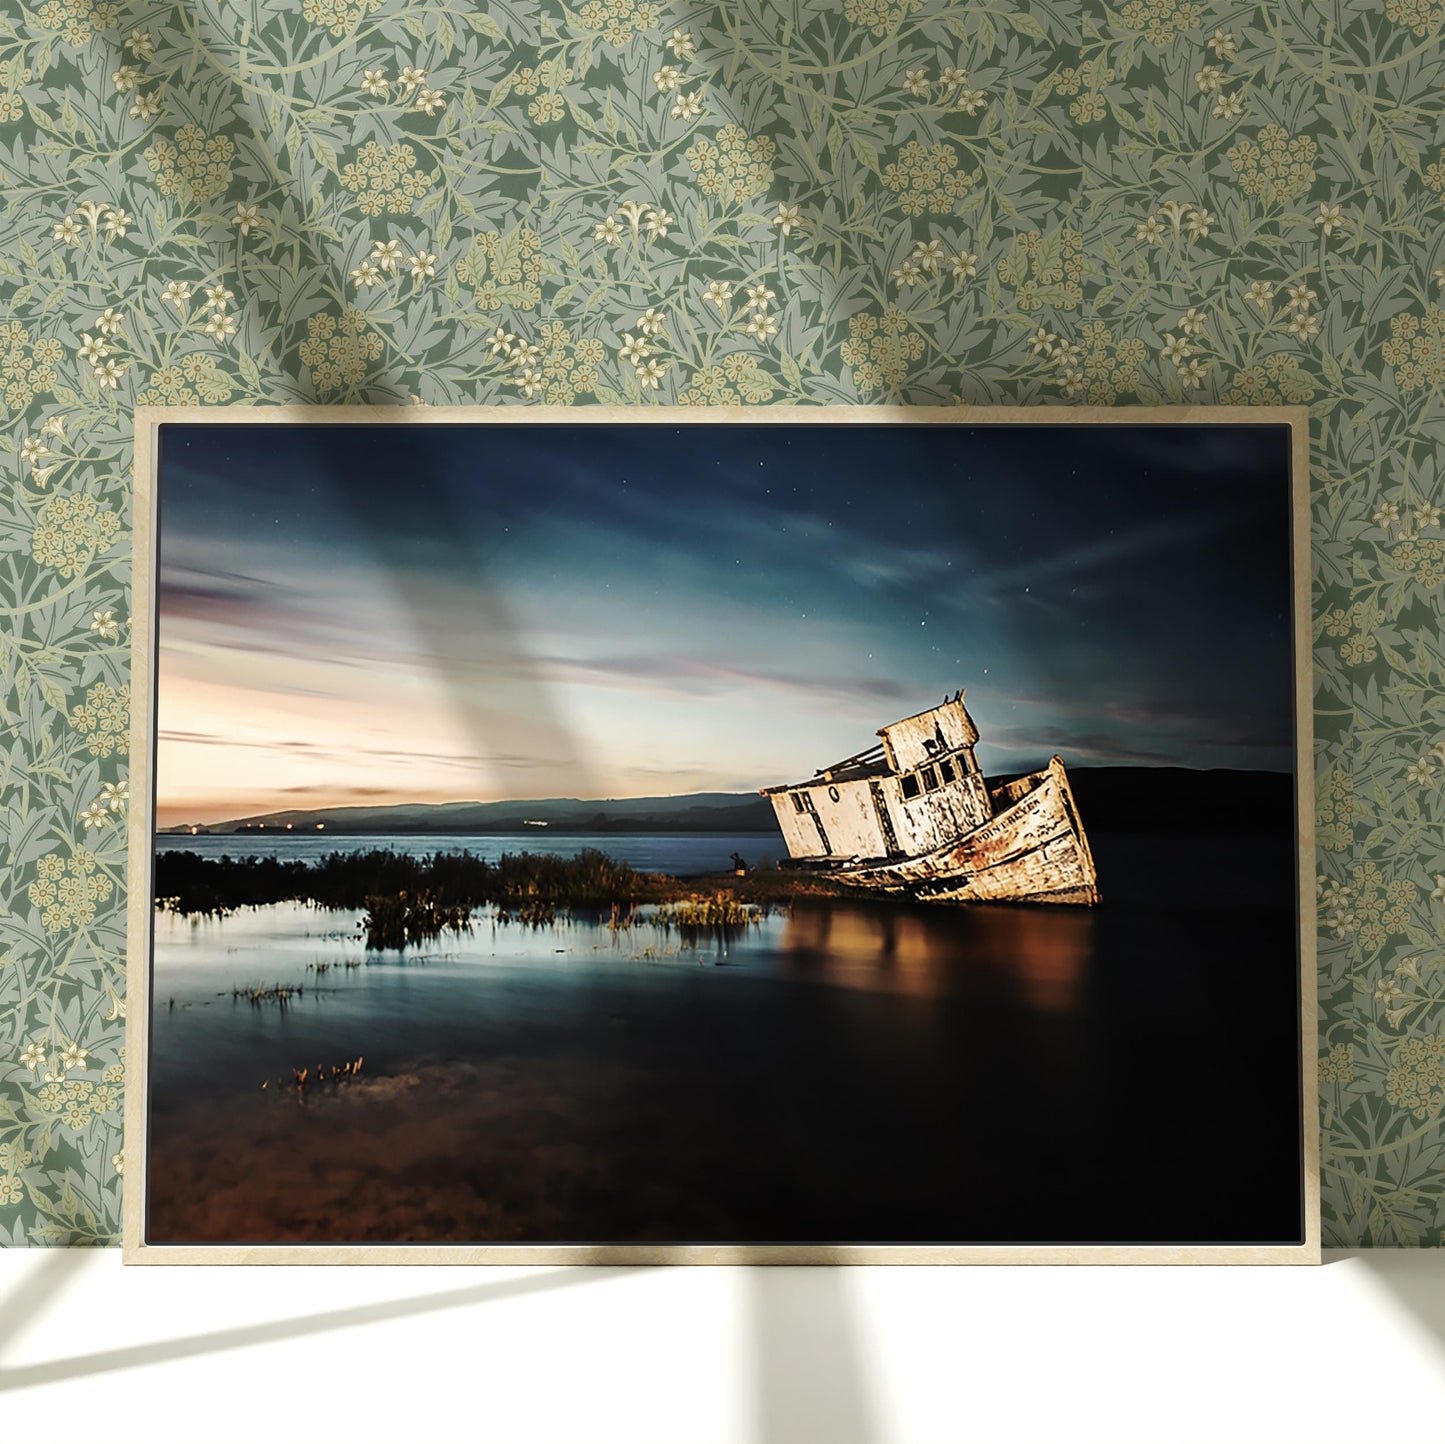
left=125, top=404, right=1320, bottom=1265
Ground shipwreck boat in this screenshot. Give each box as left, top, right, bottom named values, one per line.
left=760, top=690, right=1100, bottom=906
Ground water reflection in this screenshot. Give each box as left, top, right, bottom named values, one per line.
left=777, top=902, right=1092, bottom=1010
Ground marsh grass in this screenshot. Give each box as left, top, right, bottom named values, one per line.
left=262, top=1055, right=365, bottom=1099
left=654, top=893, right=763, bottom=939
left=233, top=982, right=304, bottom=1006
left=157, top=847, right=840, bottom=951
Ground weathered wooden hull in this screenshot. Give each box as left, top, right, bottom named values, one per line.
left=819, top=756, right=1100, bottom=906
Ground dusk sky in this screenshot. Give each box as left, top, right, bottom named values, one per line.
left=154, top=421, right=1296, bottom=827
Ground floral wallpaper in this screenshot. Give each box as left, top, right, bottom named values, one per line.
left=0, top=0, right=1441, bottom=1249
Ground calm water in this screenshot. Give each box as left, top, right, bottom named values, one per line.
left=146, top=832, right=1304, bottom=1246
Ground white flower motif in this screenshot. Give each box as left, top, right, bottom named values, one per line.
left=892, top=259, right=924, bottom=287
left=101, top=780, right=129, bottom=811
left=350, top=259, right=382, bottom=288
left=636, top=307, right=666, bottom=337
left=1405, top=756, right=1433, bottom=786
left=701, top=280, right=734, bottom=311
left=1028, top=327, right=1056, bottom=357
left=635, top=358, right=667, bottom=389
left=773, top=202, right=803, bottom=237
left=487, top=327, right=516, bottom=356
left=744, top=282, right=776, bottom=312
left=1178, top=306, right=1207, bottom=338
left=618, top=333, right=650, bottom=364
left=1135, top=215, right=1165, bottom=245
left=371, top=239, right=404, bottom=272
left=594, top=215, right=623, bottom=245
left=96, top=306, right=124, bottom=337
left=1160, top=333, right=1191, bottom=364
left=1314, top=202, right=1346, bottom=237
left=1194, top=65, right=1225, bottom=93
left=398, top=66, right=427, bottom=89
left=911, top=239, right=944, bottom=272
left=957, top=89, right=988, bottom=116
left=203, top=311, right=239, bottom=339
left=644, top=208, right=674, bottom=239
left=1374, top=977, right=1404, bottom=1005
left=112, top=65, right=141, bottom=93
left=1184, top=208, right=1214, bottom=239
left=77, top=334, right=109, bottom=364
left=1285, top=311, right=1321, bottom=341
left=52, top=215, right=82, bottom=245
left=1285, top=282, right=1317, bottom=311
left=408, top=250, right=437, bottom=279
left=1178, top=358, right=1208, bottom=389
left=58, top=1042, right=89, bottom=1072
left=1243, top=280, right=1274, bottom=311
left=231, top=202, right=263, bottom=236
left=360, top=69, right=389, bottom=98
left=667, top=29, right=697, bottom=60
left=203, top=283, right=235, bottom=312
left=616, top=200, right=648, bottom=236
left=1413, top=502, right=1442, bottom=530
left=1208, top=29, right=1237, bottom=59
left=938, top=66, right=967, bottom=88
left=126, top=29, right=156, bottom=59
left=81, top=801, right=111, bottom=830
left=19, top=1041, right=47, bottom=1073
left=413, top=88, right=446, bottom=116
left=950, top=250, right=979, bottom=281
left=20, top=437, right=49, bottom=466
left=90, top=609, right=120, bottom=640
left=514, top=364, right=542, bottom=398
left=159, top=281, right=192, bottom=312
left=670, top=89, right=703, bottom=121
left=653, top=66, right=684, bottom=93
left=1373, top=500, right=1400, bottom=528
left=1212, top=91, right=1244, bottom=121
left=902, top=68, right=930, bottom=99
left=745, top=311, right=780, bottom=341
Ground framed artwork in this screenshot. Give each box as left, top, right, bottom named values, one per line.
left=124, top=406, right=1319, bottom=1264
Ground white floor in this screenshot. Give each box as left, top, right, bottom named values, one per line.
left=0, top=1250, right=1440, bottom=1442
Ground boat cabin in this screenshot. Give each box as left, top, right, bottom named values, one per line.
left=761, top=691, right=995, bottom=863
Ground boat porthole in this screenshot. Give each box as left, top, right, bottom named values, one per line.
left=828, top=785, right=840, bottom=802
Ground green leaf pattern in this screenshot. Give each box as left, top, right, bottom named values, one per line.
left=1, top=0, right=1443, bottom=1246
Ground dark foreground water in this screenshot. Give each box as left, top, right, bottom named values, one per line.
left=146, top=832, right=1304, bottom=1246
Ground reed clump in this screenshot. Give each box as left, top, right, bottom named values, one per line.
left=264, top=1055, right=365, bottom=1099
left=232, top=982, right=304, bottom=1006
left=361, top=889, right=474, bottom=949
left=654, top=894, right=761, bottom=934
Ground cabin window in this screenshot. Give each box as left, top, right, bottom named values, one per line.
left=938, top=757, right=956, bottom=783
left=827, top=785, right=841, bottom=802
left=791, top=793, right=805, bottom=814
left=901, top=774, right=921, bottom=800
left=921, top=765, right=939, bottom=791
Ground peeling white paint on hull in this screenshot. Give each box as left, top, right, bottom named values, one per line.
left=827, top=758, right=1101, bottom=906
left=762, top=690, right=1101, bottom=907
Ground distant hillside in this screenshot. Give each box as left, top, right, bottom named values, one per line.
left=164, top=792, right=779, bottom=836
left=166, top=768, right=1295, bottom=839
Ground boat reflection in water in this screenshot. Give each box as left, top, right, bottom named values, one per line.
left=774, top=900, right=1093, bottom=1012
